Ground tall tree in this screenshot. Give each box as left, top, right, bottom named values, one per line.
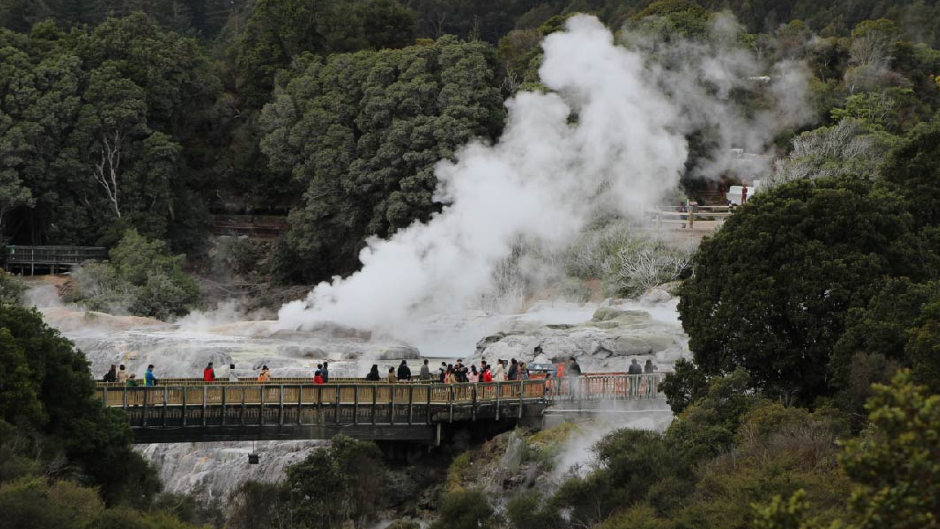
left=261, top=37, right=504, bottom=282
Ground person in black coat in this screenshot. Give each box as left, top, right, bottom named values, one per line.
left=366, top=364, right=381, bottom=381
left=397, top=360, right=412, bottom=381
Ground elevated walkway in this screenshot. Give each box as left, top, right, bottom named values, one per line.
left=4, top=245, right=107, bottom=274
left=95, top=375, right=663, bottom=444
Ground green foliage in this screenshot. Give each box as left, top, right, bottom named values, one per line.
left=906, top=299, right=940, bottom=394
left=0, top=14, right=219, bottom=251
left=660, top=358, right=708, bottom=414
left=678, top=176, right=935, bottom=403
left=0, top=302, right=161, bottom=506
left=597, top=504, right=676, bottom=529
left=0, top=271, right=25, bottom=306
left=235, top=0, right=416, bottom=108
left=262, top=37, right=504, bottom=282
left=68, top=229, right=199, bottom=319
left=285, top=435, right=386, bottom=529
left=552, top=428, right=691, bottom=527
left=430, top=489, right=494, bottom=529
left=227, top=480, right=290, bottom=529
left=840, top=370, right=940, bottom=529
left=664, top=368, right=760, bottom=464
left=507, top=491, right=562, bottom=529
left=0, top=477, right=104, bottom=529
left=881, top=120, right=940, bottom=228
left=752, top=490, right=811, bottom=529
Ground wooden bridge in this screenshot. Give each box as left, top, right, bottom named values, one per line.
left=95, top=375, right=663, bottom=444
left=4, top=245, right=107, bottom=275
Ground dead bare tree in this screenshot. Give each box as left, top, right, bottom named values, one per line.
left=93, top=129, right=123, bottom=218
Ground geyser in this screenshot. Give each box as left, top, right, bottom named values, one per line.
left=277, top=14, right=811, bottom=345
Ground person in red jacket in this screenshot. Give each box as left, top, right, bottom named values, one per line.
left=313, top=366, right=325, bottom=384
left=482, top=366, right=494, bottom=383
left=203, top=362, right=215, bottom=382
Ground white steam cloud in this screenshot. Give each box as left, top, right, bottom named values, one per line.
left=277, top=15, right=811, bottom=337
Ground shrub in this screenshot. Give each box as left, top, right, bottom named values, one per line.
left=430, top=489, right=495, bottom=529
left=67, top=229, right=198, bottom=319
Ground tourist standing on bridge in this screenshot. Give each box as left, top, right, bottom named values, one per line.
left=644, top=359, right=657, bottom=373
left=508, top=359, right=519, bottom=381
left=387, top=367, right=397, bottom=383
left=258, top=365, right=270, bottom=382
left=204, top=362, right=216, bottom=382
left=103, top=365, right=117, bottom=382
left=367, top=365, right=381, bottom=381
left=443, top=365, right=456, bottom=384
left=468, top=365, right=480, bottom=383
left=628, top=358, right=643, bottom=375
left=482, top=365, right=493, bottom=382
left=567, top=357, right=582, bottom=377
left=397, top=360, right=412, bottom=381
left=322, top=361, right=329, bottom=383
left=439, top=362, right=447, bottom=382
left=519, top=362, right=530, bottom=380
left=493, top=360, right=506, bottom=382
left=313, top=367, right=325, bottom=384
left=126, top=373, right=138, bottom=387
left=145, top=365, right=158, bottom=387
left=419, top=359, right=431, bottom=380
left=117, top=364, right=128, bottom=384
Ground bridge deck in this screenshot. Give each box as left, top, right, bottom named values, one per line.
left=97, top=375, right=662, bottom=444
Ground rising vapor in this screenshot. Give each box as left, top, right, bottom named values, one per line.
left=277, top=14, right=809, bottom=336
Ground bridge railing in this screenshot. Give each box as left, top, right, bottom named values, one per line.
left=546, top=374, right=664, bottom=400
left=97, top=375, right=663, bottom=410
left=97, top=380, right=550, bottom=409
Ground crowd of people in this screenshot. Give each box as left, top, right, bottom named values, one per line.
left=366, top=357, right=550, bottom=384
left=102, top=354, right=657, bottom=386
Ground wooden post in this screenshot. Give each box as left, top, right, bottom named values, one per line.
left=495, top=383, right=501, bottom=421
left=279, top=385, right=285, bottom=425
left=122, top=387, right=127, bottom=410
left=353, top=386, right=359, bottom=425
left=408, top=385, right=414, bottom=425
left=240, top=386, right=246, bottom=425
left=202, top=386, right=208, bottom=427
left=518, top=380, right=524, bottom=419
left=335, top=385, right=341, bottom=425
left=221, top=386, right=227, bottom=426
left=179, top=387, right=185, bottom=427
left=426, top=385, right=432, bottom=424
left=471, top=384, right=477, bottom=422
left=259, top=385, right=265, bottom=425
left=371, top=385, right=377, bottom=425
left=297, top=385, right=303, bottom=425
left=142, top=388, right=148, bottom=427
left=389, top=385, right=395, bottom=426
left=448, top=386, right=454, bottom=423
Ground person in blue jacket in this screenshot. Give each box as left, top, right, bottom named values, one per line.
left=145, top=364, right=158, bottom=387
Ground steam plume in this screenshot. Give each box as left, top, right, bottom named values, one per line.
left=277, top=15, right=810, bottom=336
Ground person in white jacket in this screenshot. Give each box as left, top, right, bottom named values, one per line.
left=493, top=360, right=506, bottom=382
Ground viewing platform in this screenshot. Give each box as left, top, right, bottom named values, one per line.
left=95, top=374, right=663, bottom=444
left=4, top=245, right=107, bottom=275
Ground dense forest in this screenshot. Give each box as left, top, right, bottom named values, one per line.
left=1, top=0, right=940, bottom=528
left=2, top=0, right=940, bottom=285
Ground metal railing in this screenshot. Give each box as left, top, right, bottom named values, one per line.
left=6, top=245, right=107, bottom=265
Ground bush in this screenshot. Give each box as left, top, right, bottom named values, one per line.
left=285, top=436, right=386, bottom=529
left=67, top=229, right=199, bottom=319
left=0, top=271, right=25, bottom=305
left=605, top=239, right=694, bottom=297
left=430, top=489, right=494, bottom=529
